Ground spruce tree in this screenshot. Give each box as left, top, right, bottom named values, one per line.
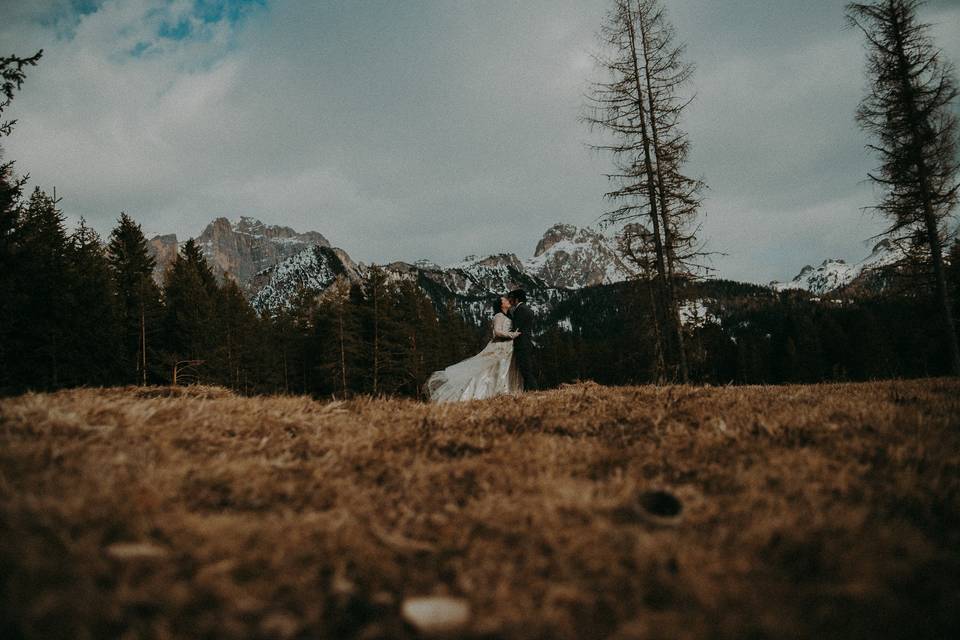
left=0, top=50, right=42, bottom=392
left=358, top=268, right=406, bottom=396
left=394, top=279, right=444, bottom=397
left=64, top=220, right=123, bottom=386
left=180, top=236, right=218, bottom=293
left=313, top=277, right=362, bottom=398
left=162, top=239, right=217, bottom=380
left=107, top=213, right=162, bottom=385
left=13, top=188, right=72, bottom=388
left=212, top=278, right=260, bottom=391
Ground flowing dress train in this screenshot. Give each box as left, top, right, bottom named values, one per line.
left=425, top=312, right=523, bottom=403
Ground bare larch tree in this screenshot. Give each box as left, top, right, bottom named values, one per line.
left=846, top=0, right=960, bottom=375
left=584, top=0, right=705, bottom=382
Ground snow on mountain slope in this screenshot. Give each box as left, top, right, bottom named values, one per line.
left=248, top=223, right=623, bottom=319
left=524, top=224, right=633, bottom=289
left=250, top=245, right=360, bottom=313
left=771, top=239, right=905, bottom=296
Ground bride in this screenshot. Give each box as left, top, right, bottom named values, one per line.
left=425, top=296, right=523, bottom=403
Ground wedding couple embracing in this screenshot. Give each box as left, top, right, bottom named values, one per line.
left=425, top=289, right=538, bottom=403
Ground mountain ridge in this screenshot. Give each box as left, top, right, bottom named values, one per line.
left=146, top=218, right=634, bottom=320
left=770, top=238, right=906, bottom=297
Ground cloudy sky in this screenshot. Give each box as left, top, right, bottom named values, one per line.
left=1, top=0, right=958, bottom=283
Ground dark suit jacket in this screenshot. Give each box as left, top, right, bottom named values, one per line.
left=511, top=303, right=535, bottom=352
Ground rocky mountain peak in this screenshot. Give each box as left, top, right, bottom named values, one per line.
left=147, top=217, right=332, bottom=289
left=476, top=253, right=523, bottom=271
left=197, top=216, right=331, bottom=285
left=147, top=234, right=179, bottom=283
left=534, top=223, right=582, bottom=257
left=234, top=216, right=266, bottom=236
left=149, top=217, right=636, bottom=320
left=526, top=223, right=631, bottom=289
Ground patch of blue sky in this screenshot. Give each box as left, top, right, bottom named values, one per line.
left=127, top=41, right=152, bottom=58
left=153, top=0, right=268, bottom=46
left=122, top=0, right=267, bottom=63
left=36, top=0, right=106, bottom=30
left=157, top=18, right=192, bottom=41
left=70, top=0, right=103, bottom=16
left=152, top=0, right=267, bottom=42
left=193, top=0, right=267, bottom=25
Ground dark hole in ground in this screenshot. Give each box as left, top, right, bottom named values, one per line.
left=639, top=490, right=683, bottom=517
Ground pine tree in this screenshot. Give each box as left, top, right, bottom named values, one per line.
left=162, top=239, right=217, bottom=381
left=313, top=276, right=363, bottom=398
left=356, top=268, right=408, bottom=396
left=180, top=237, right=218, bottom=293
left=394, top=279, right=445, bottom=397
left=0, top=50, right=42, bottom=392
left=107, top=213, right=162, bottom=385
left=12, top=188, right=72, bottom=388
left=948, top=239, right=960, bottom=347
left=846, top=0, right=960, bottom=374
left=63, top=220, right=123, bottom=386
left=211, top=278, right=261, bottom=391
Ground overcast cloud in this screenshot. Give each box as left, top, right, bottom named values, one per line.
left=1, top=0, right=958, bottom=283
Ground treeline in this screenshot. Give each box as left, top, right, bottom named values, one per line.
left=0, top=193, right=482, bottom=396
left=535, top=267, right=960, bottom=387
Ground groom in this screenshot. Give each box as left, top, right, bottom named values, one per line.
left=507, top=289, right=539, bottom=391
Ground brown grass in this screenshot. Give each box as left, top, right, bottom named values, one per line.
left=1, top=380, right=959, bottom=639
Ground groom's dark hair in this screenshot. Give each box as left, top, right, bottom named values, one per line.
left=508, top=289, right=527, bottom=303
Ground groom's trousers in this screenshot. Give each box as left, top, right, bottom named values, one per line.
left=514, top=344, right=539, bottom=391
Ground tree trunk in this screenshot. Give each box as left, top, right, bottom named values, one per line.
left=623, top=0, right=673, bottom=382
left=373, top=284, right=380, bottom=396
left=645, top=275, right=667, bottom=382
left=139, top=299, right=146, bottom=386
left=636, top=2, right=689, bottom=382
left=338, top=305, right=348, bottom=398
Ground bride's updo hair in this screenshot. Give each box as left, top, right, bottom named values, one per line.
left=492, top=295, right=509, bottom=316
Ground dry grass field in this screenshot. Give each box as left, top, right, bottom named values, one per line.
left=1, top=380, right=959, bottom=639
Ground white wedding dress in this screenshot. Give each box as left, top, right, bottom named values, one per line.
left=426, top=312, right=523, bottom=403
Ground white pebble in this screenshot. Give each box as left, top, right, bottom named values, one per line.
left=401, top=596, right=471, bottom=636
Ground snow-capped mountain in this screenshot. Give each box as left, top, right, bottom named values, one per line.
left=771, top=239, right=905, bottom=296
left=145, top=214, right=635, bottom=324
left=247, top=223, right=627, bottom=318
left=147, top=216, right=330, bottom=287
left=250, top=245, right=361, bottom=313
left=525, top=223, right=633, bottom=288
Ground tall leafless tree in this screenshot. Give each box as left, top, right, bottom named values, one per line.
left=846, top=0, right=960, bottom=375
left=584, top=0, right=705, bottom=382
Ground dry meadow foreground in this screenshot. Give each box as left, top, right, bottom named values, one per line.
left=1, top=381, right=959, bottom=639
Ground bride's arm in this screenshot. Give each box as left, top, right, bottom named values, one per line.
left=493, top=314, right=520, bottom=339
